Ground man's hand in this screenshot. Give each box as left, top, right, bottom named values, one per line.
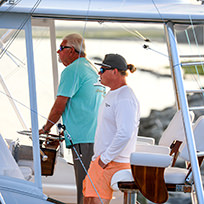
left=39, top=125, right=50, bottom=135
left=39, top=128, right=45, bottom=135
left=98, top=157, right=108, bottom=169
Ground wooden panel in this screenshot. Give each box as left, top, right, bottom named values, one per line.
left=131, top=165, right=168, bottom=203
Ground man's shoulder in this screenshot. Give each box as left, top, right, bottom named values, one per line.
left=116, top=86, right=138, bottom=103
left=62, top=58, right=98, bottom=80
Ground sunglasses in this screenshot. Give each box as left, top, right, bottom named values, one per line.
left=59, top=45, right=80, bottom=53
left=59, top=45, right=72, bottom=51
left=100, top=67, right=114, bottom=74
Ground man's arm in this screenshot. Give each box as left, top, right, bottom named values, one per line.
left=39, top=95, right=69, bottom=134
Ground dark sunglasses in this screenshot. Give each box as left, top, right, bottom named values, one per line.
left=59, top=45, right=80, bottom=53
left=59, top=45, right=72, bottom=51
left=100, top=67, right=114, bottom=74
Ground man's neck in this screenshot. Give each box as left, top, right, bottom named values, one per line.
left=110, top=80, right=127, bottom=91
left=70, top=54, right=85, bottom=64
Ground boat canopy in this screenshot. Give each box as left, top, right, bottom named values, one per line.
left=0, top=0, right=204, bottom=24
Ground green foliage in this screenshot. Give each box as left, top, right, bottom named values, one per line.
left=182, top=64, right=204, bottom=75
left=165, top=62, right=204, bottom=75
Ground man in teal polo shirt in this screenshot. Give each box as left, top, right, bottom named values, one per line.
left=39, top=33, right=105, bottom=204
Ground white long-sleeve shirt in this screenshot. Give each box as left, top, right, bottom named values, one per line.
left=92, top=85, right=140, bottom=164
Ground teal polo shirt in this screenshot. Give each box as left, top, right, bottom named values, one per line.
left=57, top=58, right=105, bottom=147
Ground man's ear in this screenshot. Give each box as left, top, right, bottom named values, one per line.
left=70, top=47, right=75, bottom=54
left=113, top=68, right=118, bottom=75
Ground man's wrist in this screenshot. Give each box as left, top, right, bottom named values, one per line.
left=42, top=125, right=50, bottom=134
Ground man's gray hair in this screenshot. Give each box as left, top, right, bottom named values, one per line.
left=63, top=33, right=85, bottom=54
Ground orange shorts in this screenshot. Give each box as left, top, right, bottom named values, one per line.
left=83, top=156, right=130, bottom=200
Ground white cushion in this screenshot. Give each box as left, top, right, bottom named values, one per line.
left=180, top=115, right=204, bottom=161
left=136, top=144, right=170, bottom=155
left=137, top=136, right=155, bottom=145
left=164, top=167, right=188, bottom=184
left=159, top=111, right=194, bottom=150
left=130, top=152, right=172, bottom=167
left=159, top=111, right=185, bottom=148
left=111, top=169, right=134, bottom=191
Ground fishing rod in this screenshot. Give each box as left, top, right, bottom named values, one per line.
left=57, top=123, right=104, bottom=204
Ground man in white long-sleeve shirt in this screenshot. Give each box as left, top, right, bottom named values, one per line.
left=83, top=54, right=140, bottom=204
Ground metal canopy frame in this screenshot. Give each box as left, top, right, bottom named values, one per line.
left=0, top=0, right=204, bottom=24
left=165, top=21, right=204, bottom=204
left=0, top=1, right=204, bottom=203
left=0, top=13, right=42, bottom=191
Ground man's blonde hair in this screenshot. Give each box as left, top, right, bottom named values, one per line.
left=63, top=33, right=85, bottom=54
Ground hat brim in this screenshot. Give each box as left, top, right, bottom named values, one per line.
left=94, top=62, right=112, bottom=68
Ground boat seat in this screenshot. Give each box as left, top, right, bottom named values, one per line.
left=128, top=114, right=204, bottom=203
left=111, top=152, right=172, bottom=203
left=180, top=115, right=204, bottom=161
left=164, top=167, right=188, bottom=184
left=111, top=169, right=134, bottom=191
left=111, top=111, right=197, bottom=203
left=110, top=111, right=183, bottom=203
left=137, top=135, right=155, bottom=145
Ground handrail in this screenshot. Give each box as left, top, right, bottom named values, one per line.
left=181, top=61, right=204, bottom=67
left=180, top=55, right=204, bottom=58
left=189, top=106, right=204, bottom=111
left=186, top=89, right=204, bottom=94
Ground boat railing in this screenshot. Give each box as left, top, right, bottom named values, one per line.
left=186, top=89, right=204, bottom=94
left=186, top=89, right=204, bottom=111
left=181, top=61, right=204, bottom=67
left=189, top=106, right=204, bottom=111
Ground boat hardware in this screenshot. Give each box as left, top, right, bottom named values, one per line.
left=189, top=106, right=204, bottom=111
left=0, top=193, right=6, bottom=204
left=181, top=61, right=204, bottom=67
left=186, top=89, right=204, bottom=94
